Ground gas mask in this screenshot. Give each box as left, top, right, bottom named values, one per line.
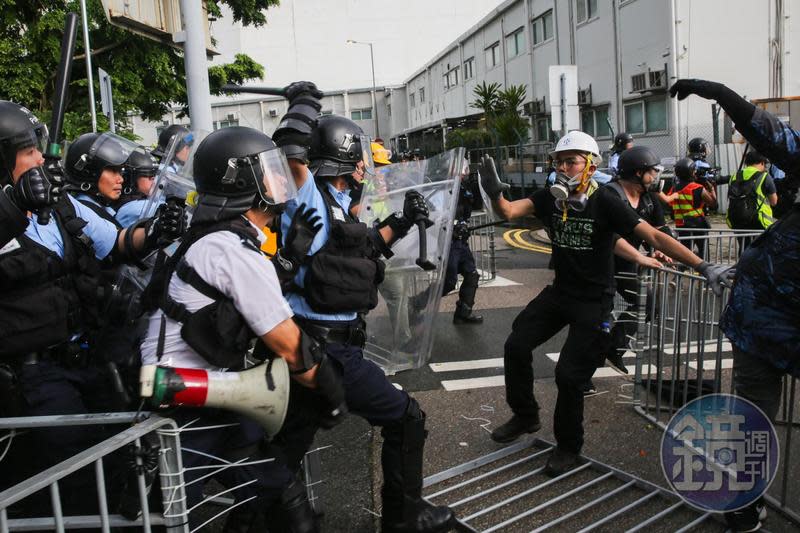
left=550, top=154, right=594, bottom=213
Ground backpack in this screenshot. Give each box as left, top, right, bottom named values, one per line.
left=728, top=171, right=766, bottom=229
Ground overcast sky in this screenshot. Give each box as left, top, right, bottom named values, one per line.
left=210, top=0, right=506, bottom=96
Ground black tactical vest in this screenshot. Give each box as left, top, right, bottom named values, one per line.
left=0, top=198, right=103, bottom=357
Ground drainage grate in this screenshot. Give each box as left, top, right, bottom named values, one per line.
left=423, top=438, right=724, bottom=532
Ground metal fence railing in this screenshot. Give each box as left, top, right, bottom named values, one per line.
left=468, top=210, right=497, bottom=283
left=0, top=413, right=188, bottom=533
left=673, top=227, right=763, bottom=263
left=614, top=226, right=799, bottom=524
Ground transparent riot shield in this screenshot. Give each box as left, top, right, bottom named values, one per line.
left=358, top=148, right=465, bottom=374
left=142, top=129, right=210, bottom=224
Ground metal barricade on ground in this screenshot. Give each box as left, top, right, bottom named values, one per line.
left=467, top=210, right=497, bottom=283
left=673, top=226, right=763, bottom=263
left=0, top=413, right=188, bottom=532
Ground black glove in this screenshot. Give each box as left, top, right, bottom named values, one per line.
left=669, top=79, right=755, bottom=126
left=6, top=166, right=60, bottom=212
left=274, top=81, right=323, bottom=162
left=144, top=199, right=187, bottom=249
left=274, top=203, right=322, bottom=276
left=314, top=356, right=348, bottom=430
left=668, top=79, right=724, bottom=101
left=477, top=155, right=509, bottom=201
left=403, top=190, right=429, bottom=222
left=283, top=80, right=324, bottom=101
left=697, top=261, right=736, bottom=297
left=453, top=221, right=471, bottom=240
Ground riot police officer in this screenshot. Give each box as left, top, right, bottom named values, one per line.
left=270, top=82, right=455, bottom=532
left=139, top=125, right=344, bottom=532
left=608, top=132, right=633, bottom=175
left=444, top=171, right=483, bottom=324
left=115, top=148, right=159, bottom=227
left=150, top=123, right=190, bottom=163
left=0, top=101, right=185, bottom=509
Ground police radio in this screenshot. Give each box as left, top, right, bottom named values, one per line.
left=139, top=359, right=291, bottom=438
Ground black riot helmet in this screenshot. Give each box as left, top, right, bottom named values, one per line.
left=308, top=115, right=372, bottom=178
left=617, top=145, right=661, bottom=182
left=674, top=157, right=697, bottom=182
left=0, top=101, right=49, bottom=185
left=65, top=132, right=136, bottom=193
left=152, top=124, right=190, bottom=160
left=687, top=137, right=710, bottom=160
left=192, top=126, right=297, bottom=223
left=123, top=149, right=159, bottom=195
left=611, top=132, right=634, bottom=154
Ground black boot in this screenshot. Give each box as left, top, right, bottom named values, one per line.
left=264, top=478, right=320, bottom=533
left=453, top=301, right=483, bottom=324
left=381, top=399, right=454, bottom=533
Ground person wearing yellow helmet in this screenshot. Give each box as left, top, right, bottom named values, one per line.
left=371, top=141, right=392, bottom=166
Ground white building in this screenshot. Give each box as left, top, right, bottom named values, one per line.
left=133, top=0, right=797, bottom=162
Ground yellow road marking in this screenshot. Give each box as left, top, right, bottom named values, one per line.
left=503, top=229, right=552, bottom=254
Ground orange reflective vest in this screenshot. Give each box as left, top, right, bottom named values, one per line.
left=671, top=182, right=705, bottom=227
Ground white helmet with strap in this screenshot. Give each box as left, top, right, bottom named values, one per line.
left=550, top=130, right=602, bottom=164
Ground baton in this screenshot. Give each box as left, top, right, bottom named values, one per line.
left=415, top=219, right=436, bottom=271
left=40, top=13, right=79, bottom=225
left=220, top=84, right=288, bottom=97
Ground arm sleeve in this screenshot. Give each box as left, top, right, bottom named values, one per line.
left=736, top=108, right=800, bottom=182
left=68, top=195, right=119, bottom=260
left=530, top=189, right=552, bottom=221
left=762, top=175, right=777, bottom=196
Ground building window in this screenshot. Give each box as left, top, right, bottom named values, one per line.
left=532, top=10, right=553, bottom=45
left=410, top=93, right=416, bottom=108
left=580, top=106, right=612, bottom=139
left=350, top=108, right=373, bottom=121
left=444, top=67, right=460, bottom=90
left=419, top=88, right=425, bottom=103
left=214, top=118, right=239, bottom=129
left=624, top=98, right=667, bottom=134
left=576, top=0, right=598, bottom=24
left=463, top=57, right=475, bottom=79
left=485, top=42, right=500, bottom=69
left=535, top=116, right=555, bottom=142
left=505, top=27, right=525, bottom=58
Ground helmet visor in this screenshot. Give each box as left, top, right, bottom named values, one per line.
left=77, top=132, right=139, bottom=171
left=2, top=122, right=49, bottom=157
left=234, top=147, right=298, bottom=205
left=359, top=135, right=376, bottom=177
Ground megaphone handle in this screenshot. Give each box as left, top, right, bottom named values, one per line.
left=415, top=219, right=436, bottom=271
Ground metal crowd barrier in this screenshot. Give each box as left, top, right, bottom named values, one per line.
left=0, top=412, right=188, bottom=532
left=467, top=210, right=497, bottom=283
left=672, top=226, right=763, bottom=263
left=627, top=260, right=800, bottom=524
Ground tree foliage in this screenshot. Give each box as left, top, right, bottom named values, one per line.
left=461, top=82, right=530, bottom=147
left=0, top=0, right=271, bottom=139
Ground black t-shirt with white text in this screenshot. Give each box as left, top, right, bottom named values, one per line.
left=530, top=187, right=642, bottom=299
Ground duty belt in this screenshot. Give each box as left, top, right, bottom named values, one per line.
left=16, top=341, right=87, bottom=368
left=295, top=317, right=367, bottom=348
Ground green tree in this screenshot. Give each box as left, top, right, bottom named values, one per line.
left=0, top=0, right=275, bottom=139
left=467, top=82, right=530, bottom=148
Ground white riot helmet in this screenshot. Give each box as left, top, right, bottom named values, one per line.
left=549, top=131, right=602, bottom=209
left=549, top=130, right=602, bottom=163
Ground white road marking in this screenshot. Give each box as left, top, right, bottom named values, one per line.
left=441, top=375, right=506, bottom=391
left=430, top=358, right=504, bottom=372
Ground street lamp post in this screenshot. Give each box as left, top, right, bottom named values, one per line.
left=346, top=39, right=380, bottom=138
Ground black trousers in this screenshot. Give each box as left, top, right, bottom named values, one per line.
left=732, top=345, right=784, bottom=422
left=503, top=286, right=612, bottom=454
left=679, top=217, right=711, bottom=260
left=442, top=239, right=477, bottom=295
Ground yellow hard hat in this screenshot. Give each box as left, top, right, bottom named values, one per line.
left=371, top=142, right=392, bottom=166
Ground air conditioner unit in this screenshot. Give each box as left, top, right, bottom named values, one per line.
left=578, top=85, right=592, bottom=106
left=268, top=109, right=278, bottom=118
left=523, top=98, right=546, bottom=116
left=648, top=69, right=667, bottom=90
left=226, top=113, right=237, bottom=121
left=631, top=73, right=647, bottom=93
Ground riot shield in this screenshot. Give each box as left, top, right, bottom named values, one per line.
left=358, top=148, right=465, bottom=374
left=141, top=129, right=210, bottom=223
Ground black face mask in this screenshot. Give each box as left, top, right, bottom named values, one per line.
left=266, top=203, right=287, bottom=233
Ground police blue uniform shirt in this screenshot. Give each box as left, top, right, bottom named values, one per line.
left=608, top=153, right=620, bottom=173
left=115, top=198, right=150, bottom=227
left=24, top=195, right=118, bottom=260
left=592, top=170, right=613, bottom=185
left=76, top=193, right=117, bottom=217
left=769, top=164, right=786, bottom=181
left=281, top=169, right=358, bottom=322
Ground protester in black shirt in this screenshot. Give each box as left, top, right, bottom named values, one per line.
left=479, top=131, right=733, bottom=476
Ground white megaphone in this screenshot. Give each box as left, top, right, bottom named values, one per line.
left=139, top=359, right=290, bottom=438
